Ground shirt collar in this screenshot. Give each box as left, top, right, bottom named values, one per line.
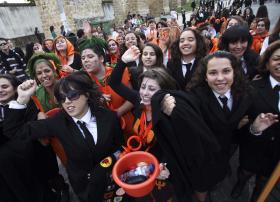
left=269, top=75, right=280, bottom=88
left=212, top=89, right=231, bottom=100
left=72, top=108, right=93, bottom=124
left=181, top=58, right=195, bottom=65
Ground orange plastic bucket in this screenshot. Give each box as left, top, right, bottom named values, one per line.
left=112, top=151, right=160, bottom=197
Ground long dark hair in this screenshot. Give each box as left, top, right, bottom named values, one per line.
left=186, top=51, right=248, bottom=99
left=137, top=43, right=164, bottom=74
left=54, top=71, right=106, bottom=109
left=170, top=28, right=207, bottom=62
left=258, top=40, right=280, bottom=77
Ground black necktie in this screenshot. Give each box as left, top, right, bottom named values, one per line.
left=0, top=105, right=4, bottom=122
left=183, top=63, right=192, bottom=77
left=219, top=96, right=231, bottom=118
left=274, top=85, right=280, bottom=108
left=77, top=121, right=95, bottom=150
left=0, top=104, right=8, bottom=122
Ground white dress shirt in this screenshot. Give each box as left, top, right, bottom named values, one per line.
left=72, top=109, right=98, bottom=144
left=270, top=75, right=280, bottom=112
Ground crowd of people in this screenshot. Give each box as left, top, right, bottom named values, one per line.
left=0, top=1, right=280, bottom=202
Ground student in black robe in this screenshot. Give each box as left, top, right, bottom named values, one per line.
left=184, top=51, right=277, bottom=202
left=109, top=46, right=220, bottom=202
left=233, top=41, right=280, bottom=202
left=167, top=28, right=207, bottom=90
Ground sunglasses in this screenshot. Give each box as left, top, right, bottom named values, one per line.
left=0, top=42, right=7, bottom=46
left=58, top=90, right=82, bottom=103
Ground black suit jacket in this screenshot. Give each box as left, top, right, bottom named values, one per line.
left=21, top=106, right=123, bottom=202
left=239, top=77, right=280, bottom=176
left=189, top=85, right=252, bottom=188
left=167, top=59, right=199, bottom=90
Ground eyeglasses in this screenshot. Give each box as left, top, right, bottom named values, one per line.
left=57, top=90, right=82, bottom=103
left=0, top=42, right=7, bottom=46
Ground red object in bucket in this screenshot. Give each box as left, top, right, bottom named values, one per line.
left=112, top=151, right=160, bottom=197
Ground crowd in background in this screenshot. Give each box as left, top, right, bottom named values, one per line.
left=1, top=1, right=280, bottom=202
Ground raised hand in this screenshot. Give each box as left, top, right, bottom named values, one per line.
left=83, top=21, right=92, bottom=37
left=17, top=80, right=37, bottom=105
left=121, top=46, right=141, bottom=64
left=251, top=113, right=278, bottom=134
left=161, top=94, right=176, bottom=116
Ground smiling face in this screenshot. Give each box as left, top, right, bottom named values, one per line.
left=256, top=20, right=266, bottom=34
left=267, top=48, right=280, bottom=82
left=206, top=57, right=234, bottom=95
left=35, top=62, right=56, bottom=88
left=81, top=48, right=103, bottom=74
left=142, top=46, right=157, bottom=68
left=0, top=78, right=16, bottom=104
left=125, top=33, right=137, bottom=48
left=179, top=30, right=197, bottom=59
left=55, top=37, right=67, bottom=51
left=228, top=40, right=248, bottom=59
left=108, top=40, right=118, bottom=54
left=139, top=77, right=161, bottom=106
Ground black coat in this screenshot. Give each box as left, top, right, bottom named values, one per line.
left=167, top=59, right=199, bottom=90
left=239, top=77, right=280, bottom=177
left=151, top=90, right=220, bottom=198
left=20, top=106, right=123, bottom=202
left=189, top=85, right=252, bottom=190
left=0, top=101, right=52, bottom=202
left=243, top=50, right=259, bottom=80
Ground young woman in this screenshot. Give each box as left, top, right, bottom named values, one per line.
left=167, top=28, right=207, bottom=90
left=234, top=41, right=280, bottom=202
left=119, top=31, right=141, bottom=67
left=251, top=18, right=270, bottom=53
left=109, top=46, right=220, bottom=202
left=129, top=43, right=164, bottom=90
left=27, top=53, right=61, bottom=111
left=54, top=36, right=82, bottom=74
left=219, top=25, right=259, bottom=80
left=260, top=16, right=280, bottom=54
left=185, top=51, right=277, bottom=202
left=242, top=7, right=255, bottom=27
left=79, top=41, right=134, bottom=139
left=13, top=71, right=124, bottom=202
left=107, top=38, right=120, bottom=68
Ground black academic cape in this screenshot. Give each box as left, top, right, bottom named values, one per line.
left=239, top=76, right=280, bottom=177
left=151, top=90, right=220, bottom=199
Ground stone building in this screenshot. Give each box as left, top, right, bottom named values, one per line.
left=33, top=0, right=184, bottom=38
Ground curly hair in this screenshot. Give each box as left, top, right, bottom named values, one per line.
left=258, top=40, right=280, bottom=77
left=54, top=71, right=106, bottom=109
left=186, top=51, right=248, bottom=99
left=170, top=28, right=207, bottom=62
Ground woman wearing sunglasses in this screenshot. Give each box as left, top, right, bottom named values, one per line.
left=12, top=71, right=124, bottom=202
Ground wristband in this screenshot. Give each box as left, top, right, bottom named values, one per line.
left=249, top=124, right=262, bottom=136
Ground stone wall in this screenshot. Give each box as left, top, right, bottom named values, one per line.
left=0, top=5, right=43, bottom=39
